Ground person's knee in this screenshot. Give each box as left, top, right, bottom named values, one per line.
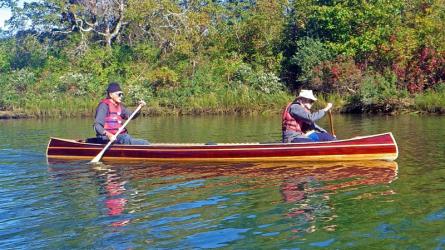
left=133, top=139, right=150, bottom=145
left=116, top=134, right=132, bottom=144
left=317, top=132, right=336, bottom=141
left=127, top=136, right=150, bottom=145
left=291, top=137, right=313, bottom=143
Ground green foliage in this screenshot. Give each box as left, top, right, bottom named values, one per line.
left=149, top=67, right=179, bottom=89
left=303, top=0, right=404, bottom=57
left=56, top=72, right=96, bottom=96
left=78, top=48, right=118, bottom=81
left=345, top=71, right=410, bottom=112
left=314, top=92, right=347, bottom=112
left=1, top=0, right=445, bottom=115
left=0, top=40, right=12, bottom=71
left=291, top=38, right=333, bottom=83
left=132, top=43, right=160, bottom=63
left=0, top=68, right=36, bottom=109
left=7, top=68, right=37, bottom=94
left=232, top=64, right=285, bottom=94
left=414, top=83, right=445, bottom=113
left=126, top=82, right=154, bottom=105
left=10, top=35, right=48, bottom=69
left=359, top=72, right=399, bottom=105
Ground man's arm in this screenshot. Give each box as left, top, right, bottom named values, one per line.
left=94, top=103, right=108, bottom=135
left=289, top=104, right=326, bottom=124
left=121, top=106, right=141, bottom=120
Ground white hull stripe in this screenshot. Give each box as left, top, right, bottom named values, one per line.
left=49, top=143, right=396, bottom=152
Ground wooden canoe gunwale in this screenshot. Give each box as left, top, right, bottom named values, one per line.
left=46, top=132, right=398, bottom=162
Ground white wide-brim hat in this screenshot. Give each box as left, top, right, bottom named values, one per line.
left=298, top=89, right=317, bottom=101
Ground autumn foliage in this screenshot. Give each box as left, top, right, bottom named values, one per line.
left=0, top=0, right=444, bottom=114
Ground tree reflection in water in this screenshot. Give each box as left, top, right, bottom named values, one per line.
left=277, top=162, right=397, bottom=235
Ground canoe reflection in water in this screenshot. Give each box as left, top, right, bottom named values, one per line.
left=48, top=160, right=398, bottom=233
left=274, top=161, right=397, bottom=234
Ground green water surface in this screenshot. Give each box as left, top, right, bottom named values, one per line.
left=0, top=114, right=444, bottom=249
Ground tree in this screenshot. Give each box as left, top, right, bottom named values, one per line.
left=60, top=0, right=127, bottom=48
left=126, top=0, right=213, bottom=55
left=3, top=0, right=127, bottom=48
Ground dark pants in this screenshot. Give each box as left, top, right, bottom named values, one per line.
left=291, top=132, right=336, bottom=143
left=115, top=134, right=150, bottom=145
left=92, top=134, right=150, bottom=145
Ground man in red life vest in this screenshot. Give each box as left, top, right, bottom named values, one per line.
left=282, top=89, right=335, bottom=143
left=94, top=82, right=150, bottom=145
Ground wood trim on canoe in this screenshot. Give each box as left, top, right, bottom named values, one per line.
left=46, top=132, right=398, bottom=162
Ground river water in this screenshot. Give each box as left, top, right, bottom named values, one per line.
left=1, top=114, right=444, bottom=249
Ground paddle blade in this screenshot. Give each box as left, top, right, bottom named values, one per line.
left=90, top=152, right=104, bottom=163
left=90, top=140, right=113, bottom=164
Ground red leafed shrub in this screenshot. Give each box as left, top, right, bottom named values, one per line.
left=310, top=56, right=364, bottom=94
left=394, top=47, right=445, bottom=93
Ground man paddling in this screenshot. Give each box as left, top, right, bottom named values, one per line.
left=94, top=82, right=150, bottom=145
left=282, top=89, right=335, bottom=143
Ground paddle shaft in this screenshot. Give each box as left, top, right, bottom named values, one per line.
left=90, top=104, right=143, bottom=163
left=328, top=110, right=335, bottom=137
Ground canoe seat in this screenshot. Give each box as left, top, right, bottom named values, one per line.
left=85, top=137, right=108, bottom=144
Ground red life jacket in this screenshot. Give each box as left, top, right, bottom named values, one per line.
left=101, top=99, right=127, bottom=135
left=281, top=102, right=310, bottom=133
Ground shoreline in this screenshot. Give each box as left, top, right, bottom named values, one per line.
left=0, top=107, right=442, bottom=120
left=0, top=111, right=33, bottom=119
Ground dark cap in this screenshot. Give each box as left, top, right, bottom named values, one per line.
left=106, top=82, right=122, bottom=93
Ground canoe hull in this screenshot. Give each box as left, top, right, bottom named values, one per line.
left=46, top=133, right=398, bottom=162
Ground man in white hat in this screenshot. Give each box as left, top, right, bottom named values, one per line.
left=282, top=89, right=335, bottom=143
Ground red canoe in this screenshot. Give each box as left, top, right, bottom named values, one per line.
left=46, top=132, right=398, bottom=162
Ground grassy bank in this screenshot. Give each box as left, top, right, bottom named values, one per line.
left=414, top=90, right=445, bottom=113
left=2, top=90, right=445, bottom=119
left=1, top=89, right=293, bottom=118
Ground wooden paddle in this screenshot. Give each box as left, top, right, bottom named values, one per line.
left=328, top=109, right=336, bottom=137
left=90, top=104, right=143, bottom=164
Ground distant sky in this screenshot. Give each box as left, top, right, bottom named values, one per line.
left=0, top=0, right=32, bottom=29
left=0, top=8, right=12, bottom=28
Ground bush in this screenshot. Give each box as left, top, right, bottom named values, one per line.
left=414, top=82, right=445, bottom=113
left=232, top=64, right=285, bottom=94
left=10, top=35, right=48, bottom=69
left=149, top=66, right=179, bottom=90
left=359, top=71, right=400, bottom=105
left=133, top=43, right=160, bottom=63
left=309, top=56, right=364, bottom=94
left=347, top=70, right=410, bottom=112
left=395, top=47, right=445, bottom=93
left=0, top=69, right=37, bottom=109
left=0, top=41, right=12, bottom=71
left=126, top=81, right=154, bottom=104
left=57, top=72, right=97, bottom=96
left=78, top=47, right=119, bottom=84
left=291, top=38, right=333, bottom=83
left=8, top=68, right=37, bottom=93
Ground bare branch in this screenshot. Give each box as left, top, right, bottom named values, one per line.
left=60, top=0, right=127, bottom=47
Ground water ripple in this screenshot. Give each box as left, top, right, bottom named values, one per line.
left=1, top=115, right=445, bottom=249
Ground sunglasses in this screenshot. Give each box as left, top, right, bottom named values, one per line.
left=116, top=92, right=124, bottom=97
left=302, top=98, right=314, bottom=104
